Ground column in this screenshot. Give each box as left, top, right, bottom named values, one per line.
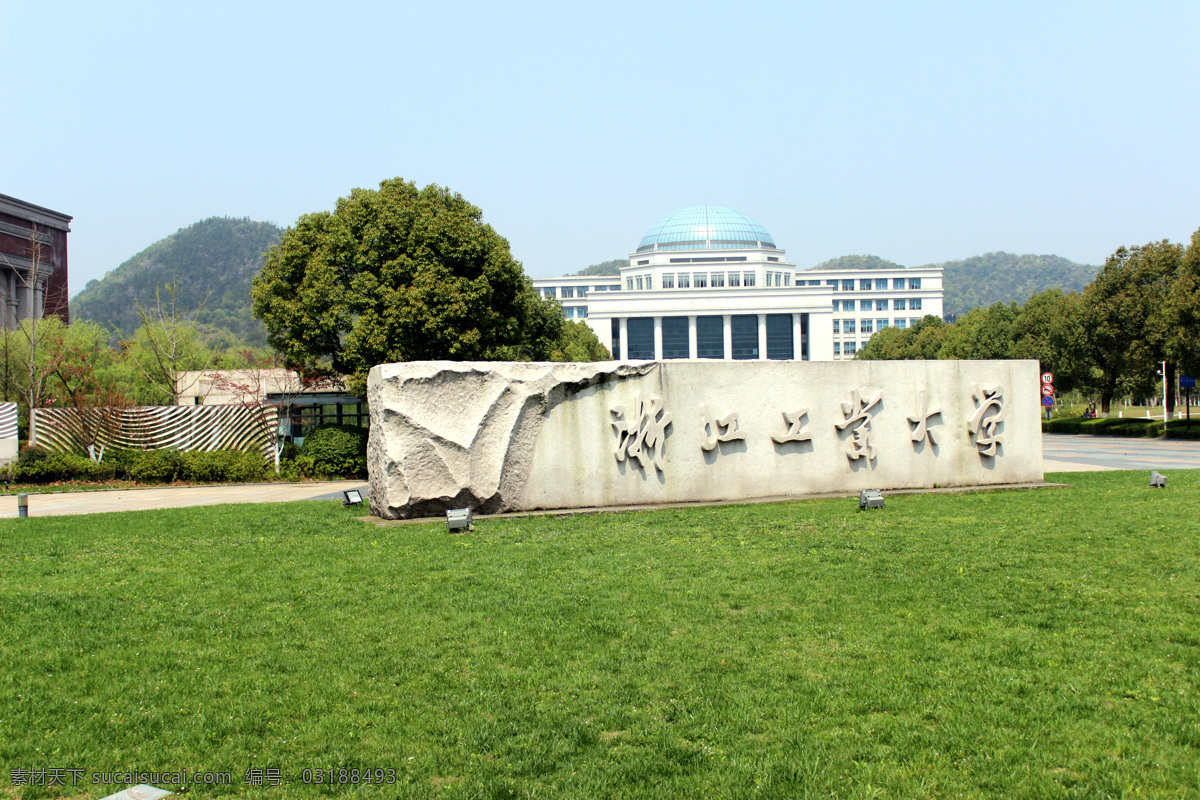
left=792, top=314, right=803, bottom=360
left=757, top=314, right=767, bottom=360
left=687, top=315, right=698, bottom=360
left=722, top=314, right=732, bottom=361
left=618, top=317, right=629, bottom=361
left=653, top=316, right=663, bottom=361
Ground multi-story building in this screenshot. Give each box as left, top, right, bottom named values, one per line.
left=532, top=205, right=942, bottom=361
left=0, top=193, right=71, bottom=326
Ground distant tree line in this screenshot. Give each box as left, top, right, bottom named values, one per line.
left=858, top=228, right=1200, bottom=413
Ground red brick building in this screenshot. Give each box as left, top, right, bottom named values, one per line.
left=0, top=193, right=71, bottom=325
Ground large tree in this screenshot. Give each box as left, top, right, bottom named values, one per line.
left=1082, top=240, right=1180, bottom=412
left=252, top=179, right=565, bottom=392
left=1167, top=227, right=1200, bottom=379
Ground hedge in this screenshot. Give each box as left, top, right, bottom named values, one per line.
left=298, top=425, right=368, bottom=479
left=13, top=447, right=269, bottom=485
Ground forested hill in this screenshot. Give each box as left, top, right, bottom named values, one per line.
left=573, top=258, right=628, bottom=276
left=929, top=252, right=1098, bottom=320
left=809, top=254, right=905, bottom=271
left=72, top=217, right=283, bottom=345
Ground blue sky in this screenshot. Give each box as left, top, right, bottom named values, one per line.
left=3, top=1, right=1198, bottom=297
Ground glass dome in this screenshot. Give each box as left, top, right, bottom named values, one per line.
left=636, top=206, right=776, bottom=253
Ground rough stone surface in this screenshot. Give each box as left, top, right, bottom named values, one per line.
left=368, top=360, right=1043, bottom=519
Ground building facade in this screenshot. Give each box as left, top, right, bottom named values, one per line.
left=0, top=193, right=71, bottom=327
left=532, top=206, right=942, bottom=361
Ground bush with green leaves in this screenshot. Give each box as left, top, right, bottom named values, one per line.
left=17, top=452, right=114, bottom=483
left=298, top=425, right=367, bottom=478
left=180, top=450, right=268, bottom=484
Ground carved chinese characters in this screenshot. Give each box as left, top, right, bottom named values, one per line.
left=611, top=394, right=673, bottom=472
left=835, top=389, right=882, bottom=460
left=771, top=409, right=812, bottom=444
left=908, top=389, right=941, bottom=446
left=700, top=405, right=745, bottom=451
left=967, top=384, right=1006, bottom=456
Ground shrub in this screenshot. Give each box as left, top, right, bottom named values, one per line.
left=180, top=450, right=269, bottom=484
left=127, top=449, right=186, bottom=484
left=1165, top=424, right=1200, bottom=440
left=17, top=445, right=50, bottom=467
left=280, top=442, right=300, bottom=462
left=299, top=425, right=367, bottom=478
left=1042, top=416, right=1085, bottom=434
left=16, top=452, right=113, bottom=483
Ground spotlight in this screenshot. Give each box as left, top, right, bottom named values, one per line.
left=343, top=489, right=363, bottom=506
left=1149, top=471, right=1167, bottom=489
left=446, top=507, right=474, bottom=532
left=859, top=489, right=884, bottom=510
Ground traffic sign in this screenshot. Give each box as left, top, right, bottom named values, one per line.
left=1041, top=384, right=1054, bottom=396
left=1042, top=396, right=1054, bottom=407
left=1041, top=372, right=1053, bottom=384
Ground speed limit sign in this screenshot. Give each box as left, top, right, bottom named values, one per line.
left=1041, top=372, right=1053, bottom=384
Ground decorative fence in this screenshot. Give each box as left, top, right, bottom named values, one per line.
left=0, top=402, right=17, bottom=463
left=32, top=405, right=279, bottom=461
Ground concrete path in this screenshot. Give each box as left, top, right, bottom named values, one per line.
left=0, top=481, right=367, bottom=519
left=1042, top=433, right=1200, bottom=472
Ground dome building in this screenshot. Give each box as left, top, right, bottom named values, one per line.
left=532, top=205, right=943, bottom=361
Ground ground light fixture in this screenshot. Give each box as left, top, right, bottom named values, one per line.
left=343, top=489, right=363, bottom=506
left=1150, top=470, right=1167, bottom=488
left=446, top=508, right=474, bottom=532
left=859, top=489, right=885, bottom=510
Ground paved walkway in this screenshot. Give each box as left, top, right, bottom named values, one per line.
left=0, top=481, right=367, bottom=519
left=3, top=435, right=1198, bottom=519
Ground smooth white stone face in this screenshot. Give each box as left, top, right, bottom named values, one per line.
left=368, top=360, right=1043, bottom=519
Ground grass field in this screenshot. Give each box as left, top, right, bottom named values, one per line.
left=2, top=472, right=1198, bottom=799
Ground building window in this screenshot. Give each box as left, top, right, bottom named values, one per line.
left=911, top=318, right=921, bottom=326
left=731, top=315, right=758, bottom=359
left=662, top=316, right=688, bottom=359
left=766, top=314, right=793, bottom=360
left=696, top=316, right=724, bottom=358
left=729, top=272, right=740, bottom=287
left=897, top=319, right=907, bottom=330
left=909, top=278, right=922, bottom=290
left=594, top=285, right=608, bottom=292
left=783, top=273, right=791, bottom=286
left=827, top=280, right=838, bottom=290
left=894, top=298, right=907, bottom=310
left=561, top=287, right=574, bottom=299
left=877, top=319, right=888, bottom=329
left=876, top=299, right=887, bottom=311
left=564, top=307, right=575, bottom=318
left=910, top=297, right=923, bottom=310
left=775, top=272, right=783, bottom=287
left=845, top=320, right=857, bottom=334
left=626, top=278, right=634, bottom=290
left=765, top=271, right=773, bottom=285
left=637, top=259, right=650, bottom=266
left=636, top=276, right=644, bottom=290
left=834, top=342, right=841, bottom=356
left=842, top=280, right=854, bottom=291
left=611, top=319, right=621, bottom=355
left=862, top=320, right=874, bottom=334
left=679, top=273, right=691, bottom=288
left=695, top=273, right=707, bottom=288
left=627, top=317, right=654, bottom=359
left=712, top=272, right=725, bottom=288
left=860, top=279, right=872, bottom=291
left=833, top=320, right=841, bottom=334
left=744, top=272, right=756, bottom=287
left=663, top=274, right=675, bottom=289
left=543, top=287, right=556, bottom=298
left=767, top=256, right=779, bottom=262
left=808, top=279, right=822, bottom=286
left=893, top=278, right=905, bottom=290
left=576, top=286, right=587, bottom=298
left=609, top=284, right=620, bottom=291
left=875, top=278, right=888, bottom=290
left=845, top=341, right=858, bottom=355
left=577, top=307, right=587, bottom=318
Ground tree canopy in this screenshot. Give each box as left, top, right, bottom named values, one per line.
left=252, top=179, right=568, bottom=391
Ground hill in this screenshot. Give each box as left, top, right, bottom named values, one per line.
left=573, top=258, right=628, bottom=276
left=925, top=252, right=1098, bottom=320
left=809, top=254, right=905, bottom=271
left=72, top=217, right=283, bottom=346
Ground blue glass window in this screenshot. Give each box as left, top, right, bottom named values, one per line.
left=911, top=298, right=923, bottom=310
left=909, top=278, right=922, bottom=290
left=662, top=317, right=688, bottom=359
left=611, top=319, right=621, bottom=356
left=627, top=318, right=654, bottom=359
left=696, top=316, right=724, bottom=359
left=731, top=315, right=758, bottom=360
left=860, top=279, right=872, bottom=291
left=893, top=278, right=905, bottom=290
left=766, top=314, right=793, bottom=360
left=875, top=278, right=888, bottom=290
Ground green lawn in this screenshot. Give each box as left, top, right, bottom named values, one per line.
left=2, top=472, right=1198, bottom=799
